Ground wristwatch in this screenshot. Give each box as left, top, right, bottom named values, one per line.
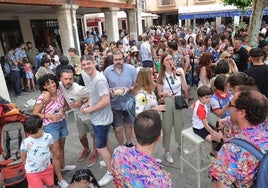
left=220, top=138, right=224, bottom=143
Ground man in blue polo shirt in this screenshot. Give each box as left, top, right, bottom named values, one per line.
left=104, top=50, right=137, bottom=147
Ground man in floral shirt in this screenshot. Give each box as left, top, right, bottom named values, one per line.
left=209, top=89, right=268, bottom=188
left=112, top=110, right=172, bottom=187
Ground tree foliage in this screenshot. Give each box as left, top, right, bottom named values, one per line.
left=222, top=0, right=252, bottom=10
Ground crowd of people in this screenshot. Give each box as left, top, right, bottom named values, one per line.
left=1, top=21, right=268, bottom=188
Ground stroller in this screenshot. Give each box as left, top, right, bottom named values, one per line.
left=0, top=103, right=27, bottom=187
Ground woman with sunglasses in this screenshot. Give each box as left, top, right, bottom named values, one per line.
left=156, top=53, right=188, bottom=164
left=219, top=51, right=238, bottom=74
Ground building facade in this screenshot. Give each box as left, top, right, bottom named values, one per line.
left=146, top=0, right=268, bottom=30
left=0, top=0, right=137, bottom=101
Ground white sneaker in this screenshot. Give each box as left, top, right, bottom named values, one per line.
left=98, top=171, right=113, bottom=186
left=99, top=160, right=107, bottom=167
left=156, top=158, right=162, bottom=163
left=61, top=165, right=76, bottom=171
left=165, top=152, right=174, bottom=164
left=58, top=179, right=69, bottom=188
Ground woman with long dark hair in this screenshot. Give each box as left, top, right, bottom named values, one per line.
left=33, top=74, right=75, bottom=188
left=157, top=53, right=188, bottom=164
left=196, top=52, right=213, bottom=88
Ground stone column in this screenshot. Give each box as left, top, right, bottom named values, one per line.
left=54, top=4, right=80, bottom=56
left=136, top=0, right=143, bottom=35
left=98, top=21, right=103, bottom=35
left=126, top=9, right=138, bottom=40
left=103, top=8, right=120, bottom=42
left=0, top=66, right=10, bottom=102
left=215, top=17, right=221, bottom=33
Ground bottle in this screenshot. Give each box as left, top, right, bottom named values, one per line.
left=54, top=109, right=60, bottom=119
left=159, top=94, right=166, bottom=112
left=225, top=120, right=232, bottom=138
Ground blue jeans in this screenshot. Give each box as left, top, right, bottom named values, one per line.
left=44, top=120, right=69, bottom=141
left=10, top=70, right=21, bottom=95
left=92, top=124, right=111, bottom=149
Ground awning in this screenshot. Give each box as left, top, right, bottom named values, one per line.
left=178, top=4, right=268, bottom=20
left=86, top=11, right=159, bottom=20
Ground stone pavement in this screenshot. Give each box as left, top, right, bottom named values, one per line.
left=8, top=87, right=212, bottom=188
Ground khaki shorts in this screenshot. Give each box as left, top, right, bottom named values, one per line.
left=75, top=114, right=92, bottom=135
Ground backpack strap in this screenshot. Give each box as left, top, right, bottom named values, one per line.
left=229, top=138, right=263, bottom=161
left=4, top=131, right=11, bottom=160
left=16, top=129, right=22, bottom=159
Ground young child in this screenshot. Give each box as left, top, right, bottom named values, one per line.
left=192, top=86, right=223, bottom=159
left=23, top=58, right=36, bottom=91
left=20, top=115, right=55, bottom=188
left=210, top=74, right=232, bottom=119
left=192, top=86, right=218, bottom=142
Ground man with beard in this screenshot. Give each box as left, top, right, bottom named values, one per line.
left=26, top=41, right=39, bottom=71
left=104, top=50, right=137, bottom=146
left=59, top=69, right=95, bottom=163
left=209, top=89, right=268, bottom=187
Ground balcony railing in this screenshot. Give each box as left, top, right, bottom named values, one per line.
left=194, top=0, right=216, bottom=4
left=157, top=0, right=176, bottom=7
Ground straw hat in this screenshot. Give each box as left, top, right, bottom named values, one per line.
left=130, top=46, right=139, bottom=53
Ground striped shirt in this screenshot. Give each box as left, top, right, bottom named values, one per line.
left=36, top=89, right=65, bottom=126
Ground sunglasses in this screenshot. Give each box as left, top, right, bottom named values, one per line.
left=169, top=76, right=174, bottom=85
left=228, top=102, right=237, bottom=108
left=224, top=56, right=231, bottom=59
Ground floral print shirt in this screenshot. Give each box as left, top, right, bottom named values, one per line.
left=209, top=123, right=268, bottom=187
left=135, top=89, right=158, bottom=115
left=112, top=146, right=172, bottom=188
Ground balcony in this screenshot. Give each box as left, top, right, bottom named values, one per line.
left=157, top=0, right=176, bottom=7
left=194, top=0, right=216, bottom=5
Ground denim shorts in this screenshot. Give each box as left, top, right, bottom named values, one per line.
left=26, top=71, right=34, bottom=79
left=92, top=124, right=111, bottom=149
left=44, top=119, right=69, bottom=141
left=112, top=109, right=133, bottom=127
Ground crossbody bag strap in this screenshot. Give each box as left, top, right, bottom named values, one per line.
left=165, top=76, right=175, bottom=95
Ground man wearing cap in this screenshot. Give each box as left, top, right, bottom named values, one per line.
left=245, top=47, right=268, bottom=98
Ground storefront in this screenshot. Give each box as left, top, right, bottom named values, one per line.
left=178, top=4, right=268, bottom=29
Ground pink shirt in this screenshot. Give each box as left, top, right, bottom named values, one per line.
left=36, top=89, right=65, bottom=126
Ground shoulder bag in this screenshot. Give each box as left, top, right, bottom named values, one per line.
left=165, top=76, right=188, bottom=109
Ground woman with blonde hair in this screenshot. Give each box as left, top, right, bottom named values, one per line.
left=219, top=51, right=238, bottom=74
left=133, top=68, right=166, bottom=114
left=157, top=53, right=188, bottom=164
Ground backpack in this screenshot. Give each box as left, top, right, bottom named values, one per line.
left=229, top=138, right=268, bottom=188
left=0, top=113, right=27, bottom=187
left=126, top=97, right=136, bottom=122
left=126, top=92, right=148, bottom=122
